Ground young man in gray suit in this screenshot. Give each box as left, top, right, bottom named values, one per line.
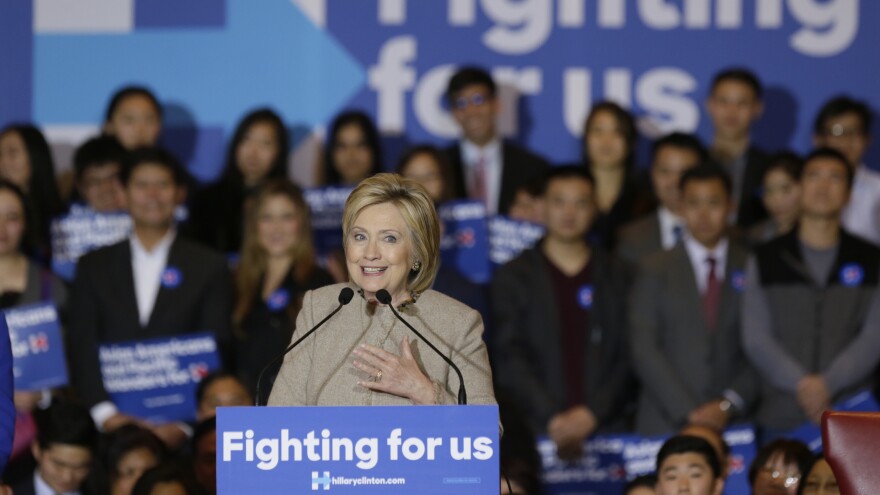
left=492, top=166, right=632, bottom=459
left=629, top=165, right=757, bottom=436
left=617, top=132, right=706, bottom=267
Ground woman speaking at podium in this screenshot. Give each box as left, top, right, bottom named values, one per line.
left=268, top=173, right=495, bottom=407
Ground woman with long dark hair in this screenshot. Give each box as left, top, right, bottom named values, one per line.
left=189, top=108, right=289, bottom=253
left=580, top=101, right=644, bottom=248
left=321, top=110, right=383, bottom=186
left=0, top=125, right=63, bottom=261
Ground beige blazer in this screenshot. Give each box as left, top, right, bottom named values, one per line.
left=268, top=283, right=496, bottom=407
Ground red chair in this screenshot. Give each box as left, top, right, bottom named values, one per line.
left=821, top=411, right=880, bottom=495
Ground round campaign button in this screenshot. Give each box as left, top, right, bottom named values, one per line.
left=267, top=288, right=290, bottom=311
left=160, top=266, right=183, bottom=289
left=577, top=285, right=594, bottom=310
left=839, top=263, right=864, bottom=287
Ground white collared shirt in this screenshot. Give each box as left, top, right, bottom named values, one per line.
left=34, top=470, right=81, bottom=495
left=130, top=229, right=176, bottom=327
left=683, top=235, right=729, bottom=294
left=657, top=206, right=685, bottom=250
left=841, top=165, right=880, bottom=244
left=460, top=138, right=503, bottom=215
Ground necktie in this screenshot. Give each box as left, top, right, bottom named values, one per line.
left=704, top=256, right=721, bottom=331
left=471, top=154, right=487, bottom=206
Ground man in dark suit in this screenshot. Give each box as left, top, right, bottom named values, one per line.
left=629, top=165, right=757, bottom=435
left=492, top=166, right=632, bottom=459
left=706, top=68, right=769, bottom=228
left=444, top=66, right=549, bottom=216
left=617, top=132, right=706, bottom=267
left=13, top=402, right=97, bottom=495
left=69, top=148, right=232, bottom=448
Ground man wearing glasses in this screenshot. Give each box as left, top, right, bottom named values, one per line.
left=444, top=66, right=549, bottom=216
left=813, top=95, right=880, bottom=245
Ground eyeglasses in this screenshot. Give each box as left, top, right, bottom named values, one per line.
left=821, top=123, right=865, bottom=139
left=453, top=93, right=489, bottom=110
left=761, top=467, right=800, bottom=488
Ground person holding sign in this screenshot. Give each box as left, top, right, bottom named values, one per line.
left=69, top=148, right=232, bottom=448
left=268, top=173, right=495, bottom=407
left=0, top=181, right=67, bottom=419
left=70, top=135, right=127, bottom=213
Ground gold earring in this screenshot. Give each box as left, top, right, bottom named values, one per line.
left=412, top=261, right=422, bottom=272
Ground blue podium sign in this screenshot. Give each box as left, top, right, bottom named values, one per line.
left=99, top=332, right=220, bottom=423
left=217, top=405, right=499, bottom=494
left=3, top=302, right=68, bottom=391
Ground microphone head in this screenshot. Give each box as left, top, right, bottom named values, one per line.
left=338, top=287, right=355, bottom=305
left=375, top=289, right=392, bottom=305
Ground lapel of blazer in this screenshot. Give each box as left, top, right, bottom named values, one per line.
left=525, top=248, right=563, bottom=360
left=446, top=144, right=467, bottom=199
left=716, top=241, right=747, bottom=335
left=146, top=237, right=184, bottom=331
left=670, top=243, right=703, bottom=317
left=115, top=241, right=143, bottom=331
left=646, top=213, right=663, bottom=252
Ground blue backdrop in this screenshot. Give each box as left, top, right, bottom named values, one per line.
left=1, top=0, right=877, bottom=183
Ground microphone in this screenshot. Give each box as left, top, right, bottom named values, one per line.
left=375, top=289, right=467, bottom=405
left=254, top=287, right=355, bottom=406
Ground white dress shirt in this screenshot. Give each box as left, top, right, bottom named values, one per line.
left=34, top=470, right=80, bottom=495
left=684, top=235, right=729, bottom=294
left=461, top=138, right=503, bottom=215
left=130, top=229, right=176, bottom=327
left=657, top=206, right=685, bottom=250
left=842, top=165, right=880, bottom=244
left=91, top=229, right=176, bottom=429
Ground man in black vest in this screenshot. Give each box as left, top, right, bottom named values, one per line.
left=742, top=148, right=880, bottom=435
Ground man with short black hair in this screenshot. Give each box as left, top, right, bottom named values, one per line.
left=742, top=148, right=880, bottom=433
left=71, top=136, right=126, bottom=213
left=706, top=67, right=768, bottom=228
left=444, top=66, right=549, bottom=215
left=655, top=435, right=725, bottom=495
left=617, top=132, right=706, bottom=266
left=813, top=95, right=880, bottom=244
left=492, top=166, right=632, bottom=459
left=13, top=402, right=98, bottom=495
left=69, top=147, right=232, bottom=448
left=629, top=165, right=756, bottom=435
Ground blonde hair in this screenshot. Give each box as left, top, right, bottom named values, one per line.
left=234, top=179, right=316, bottom=325
left=342, top=173, right=440, bottom=294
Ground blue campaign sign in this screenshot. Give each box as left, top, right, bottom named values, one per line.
left=305, top=186, right=354, bottom=256
left=438, top=200, right=491, bottom=285
left=540, top=424, right=756, bottom=495
left=788, top=390, right=879, bottom=452
left=50, top=206, right=132, bottom=281
left=99, top=332, right=220, bottom=423
left=488, top=216, right=545, bottom=267
left=3, top=303, right=68, bottom=391
left=217, top=405, right=499, bottom=494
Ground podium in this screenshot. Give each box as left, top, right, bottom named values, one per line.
left=217, top=405, right=499, bottom=494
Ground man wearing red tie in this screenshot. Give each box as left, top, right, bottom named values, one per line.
left=629, top=164, right=757, bottom=436
left=443, top=66, right=549, bottom=216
